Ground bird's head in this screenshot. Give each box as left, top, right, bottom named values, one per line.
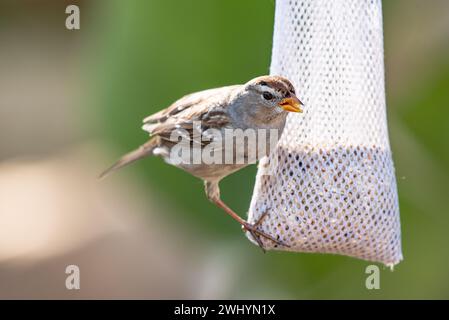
left=242, top=75, right=304, bottom=118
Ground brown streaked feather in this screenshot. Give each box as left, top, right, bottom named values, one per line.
left=150, top=107, right=231, bottom=147
left=142, top=85, right=237, bottom=146
left=99, top=138, right=159, bottom=179
left=143, top=85, right=240, bottom=126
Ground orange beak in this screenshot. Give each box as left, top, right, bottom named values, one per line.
left=278, top=95, right=303, bottom=113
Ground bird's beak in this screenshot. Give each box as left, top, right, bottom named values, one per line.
left=278, top=95, right=303, bottom=113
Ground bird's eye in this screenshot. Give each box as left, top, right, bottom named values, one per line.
left=262, top=92, right=274, bottom=100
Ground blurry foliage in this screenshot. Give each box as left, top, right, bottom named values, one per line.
left=89, top=0, right=449, bottom=298
left=400, top=62, right=449, bottom=167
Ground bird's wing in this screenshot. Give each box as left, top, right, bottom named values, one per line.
left=142, top=85, right=240, bottom=145
left=143, top=85, right=240, bottom=125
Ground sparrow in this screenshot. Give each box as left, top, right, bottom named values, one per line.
left=100, top=75, right=303, bottom=250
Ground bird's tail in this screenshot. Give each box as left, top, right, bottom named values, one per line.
left=99, top=138, right=158, bottom=179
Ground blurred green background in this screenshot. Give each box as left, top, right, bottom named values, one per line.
left=0, top=0, right=448, bottom=299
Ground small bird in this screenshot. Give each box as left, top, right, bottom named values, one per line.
left=100, top=75, right=303, bottom=250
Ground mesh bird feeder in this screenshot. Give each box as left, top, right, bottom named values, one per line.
left=247, top=0, right=402, bottom=266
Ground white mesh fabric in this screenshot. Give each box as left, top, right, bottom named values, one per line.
left=247, top=0, right=402, bottom=266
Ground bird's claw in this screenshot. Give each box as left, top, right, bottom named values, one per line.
left=242, top=210, right=290, bottom=252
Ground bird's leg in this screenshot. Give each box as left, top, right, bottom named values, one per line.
left=205, top=181, right=288, bottom=251
left=213, top=198, right=266, bottom=252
